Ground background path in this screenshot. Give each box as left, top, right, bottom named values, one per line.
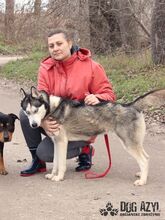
left=0, top=55, right=23, bottom=66
left=0, top=57, right=164, bottom=220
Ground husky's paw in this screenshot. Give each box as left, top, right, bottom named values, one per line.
left=45, top=173, right=55, bottom=180
left=51, top=175, right=64, bottom=182
left=135, top=172, right=141, bottom=177
left=134, top=179, right=146, bottom=186
left=0, top=169, right=8, bottom=175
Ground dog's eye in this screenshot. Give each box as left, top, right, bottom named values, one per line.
left=0, top=123, right=3, bottom=130
left=33, top=109, right=38, bottom=114
left=26, top=111, right=30, bottom=115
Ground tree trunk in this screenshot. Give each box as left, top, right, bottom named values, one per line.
left=151, top=0, right=165, bottom=64
left=116, top=0, right=139, bottom=53
left=33, top=0, right=42, bottom=38
left=34, top=0, right=41, bottom=16
left=5, top=0, right=15, bottom=42
left=89, top=0, right=140, bottom=54
left=89, top=0, right=122, bottom=54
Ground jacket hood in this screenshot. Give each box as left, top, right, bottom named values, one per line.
left=78, top=48, right=91, bottom=59
left=40, top=48, right=91, bottom=70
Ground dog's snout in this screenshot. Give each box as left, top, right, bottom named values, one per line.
left=31, top=122, right=38, bottom=128
left=4, top=131, right=9, bottom=142
left=4, top=137, right=9, bottom=142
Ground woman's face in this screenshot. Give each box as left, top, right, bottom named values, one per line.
left=48, top=33, right=72, bottom=61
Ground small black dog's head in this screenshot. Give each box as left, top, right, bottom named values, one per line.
left=0, top=113, right=19, bottom=143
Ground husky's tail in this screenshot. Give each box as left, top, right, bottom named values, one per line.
left=124, top=89, right=165, bottom=110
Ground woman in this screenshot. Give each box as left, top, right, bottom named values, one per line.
left=20, top=28, right=116, bottom=176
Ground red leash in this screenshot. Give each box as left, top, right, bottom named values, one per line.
left=85, top=134, right=112, bottom=179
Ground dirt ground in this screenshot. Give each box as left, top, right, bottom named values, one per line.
left=0, top=57, right=165, bottom=220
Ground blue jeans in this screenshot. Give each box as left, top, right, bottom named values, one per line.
left=19, top=110, right=88, bottom=162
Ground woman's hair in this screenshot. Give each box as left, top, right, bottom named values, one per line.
left=48, top=28, right=73, bottom=41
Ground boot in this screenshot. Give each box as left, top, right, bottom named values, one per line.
left=75, top=145, right=94, bottom=172
left=20, top=150, right=46, bottom=177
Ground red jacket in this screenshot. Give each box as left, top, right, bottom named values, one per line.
left=37, top=48, right=116, bottom=101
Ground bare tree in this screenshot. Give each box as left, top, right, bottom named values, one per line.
left=0, top=0, right=155, bottom=55
left=89, top=0, right=141, bottom=54
left=116, top=0, right=140, bottom=53
left=151, top=0, right=165, bottom=64
left=5, top=0, right=15, bottom=42
left=48, top=0, right=90, bottom=48
left=34, top=0, right=41, bottom=16
left=33, top=0, right=42, bottom=38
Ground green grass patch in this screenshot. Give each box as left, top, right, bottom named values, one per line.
left=0, top=43, right=18, bottom=55
left=0, top=36, right=47, bottom=55
left=0, top=51, right=47, bottom=81
left=96, top=50, right=165, bottom=102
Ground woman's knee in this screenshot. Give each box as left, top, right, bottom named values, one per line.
left=36, top=137, right=54, bottom=162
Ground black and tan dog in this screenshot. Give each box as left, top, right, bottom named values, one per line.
left=0, top=112, right=19, bottom=175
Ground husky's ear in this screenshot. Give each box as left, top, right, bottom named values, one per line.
left=31, top=86, right=40, bottom=98
left=38, top=90, right=49, bottom=103
left=31, top=87, right=48, bottom=103
left=20, top=88, right=27, bottom=97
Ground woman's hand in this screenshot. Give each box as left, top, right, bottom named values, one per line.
left=84, top=94, right=100, bottom=105
left=41, top=117, right=60, bottom=136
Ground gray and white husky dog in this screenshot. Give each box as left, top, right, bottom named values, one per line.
left=20, top=87, right=164, bottom=185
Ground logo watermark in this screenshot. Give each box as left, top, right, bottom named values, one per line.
left=99, top=201, right=161, bottom=217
